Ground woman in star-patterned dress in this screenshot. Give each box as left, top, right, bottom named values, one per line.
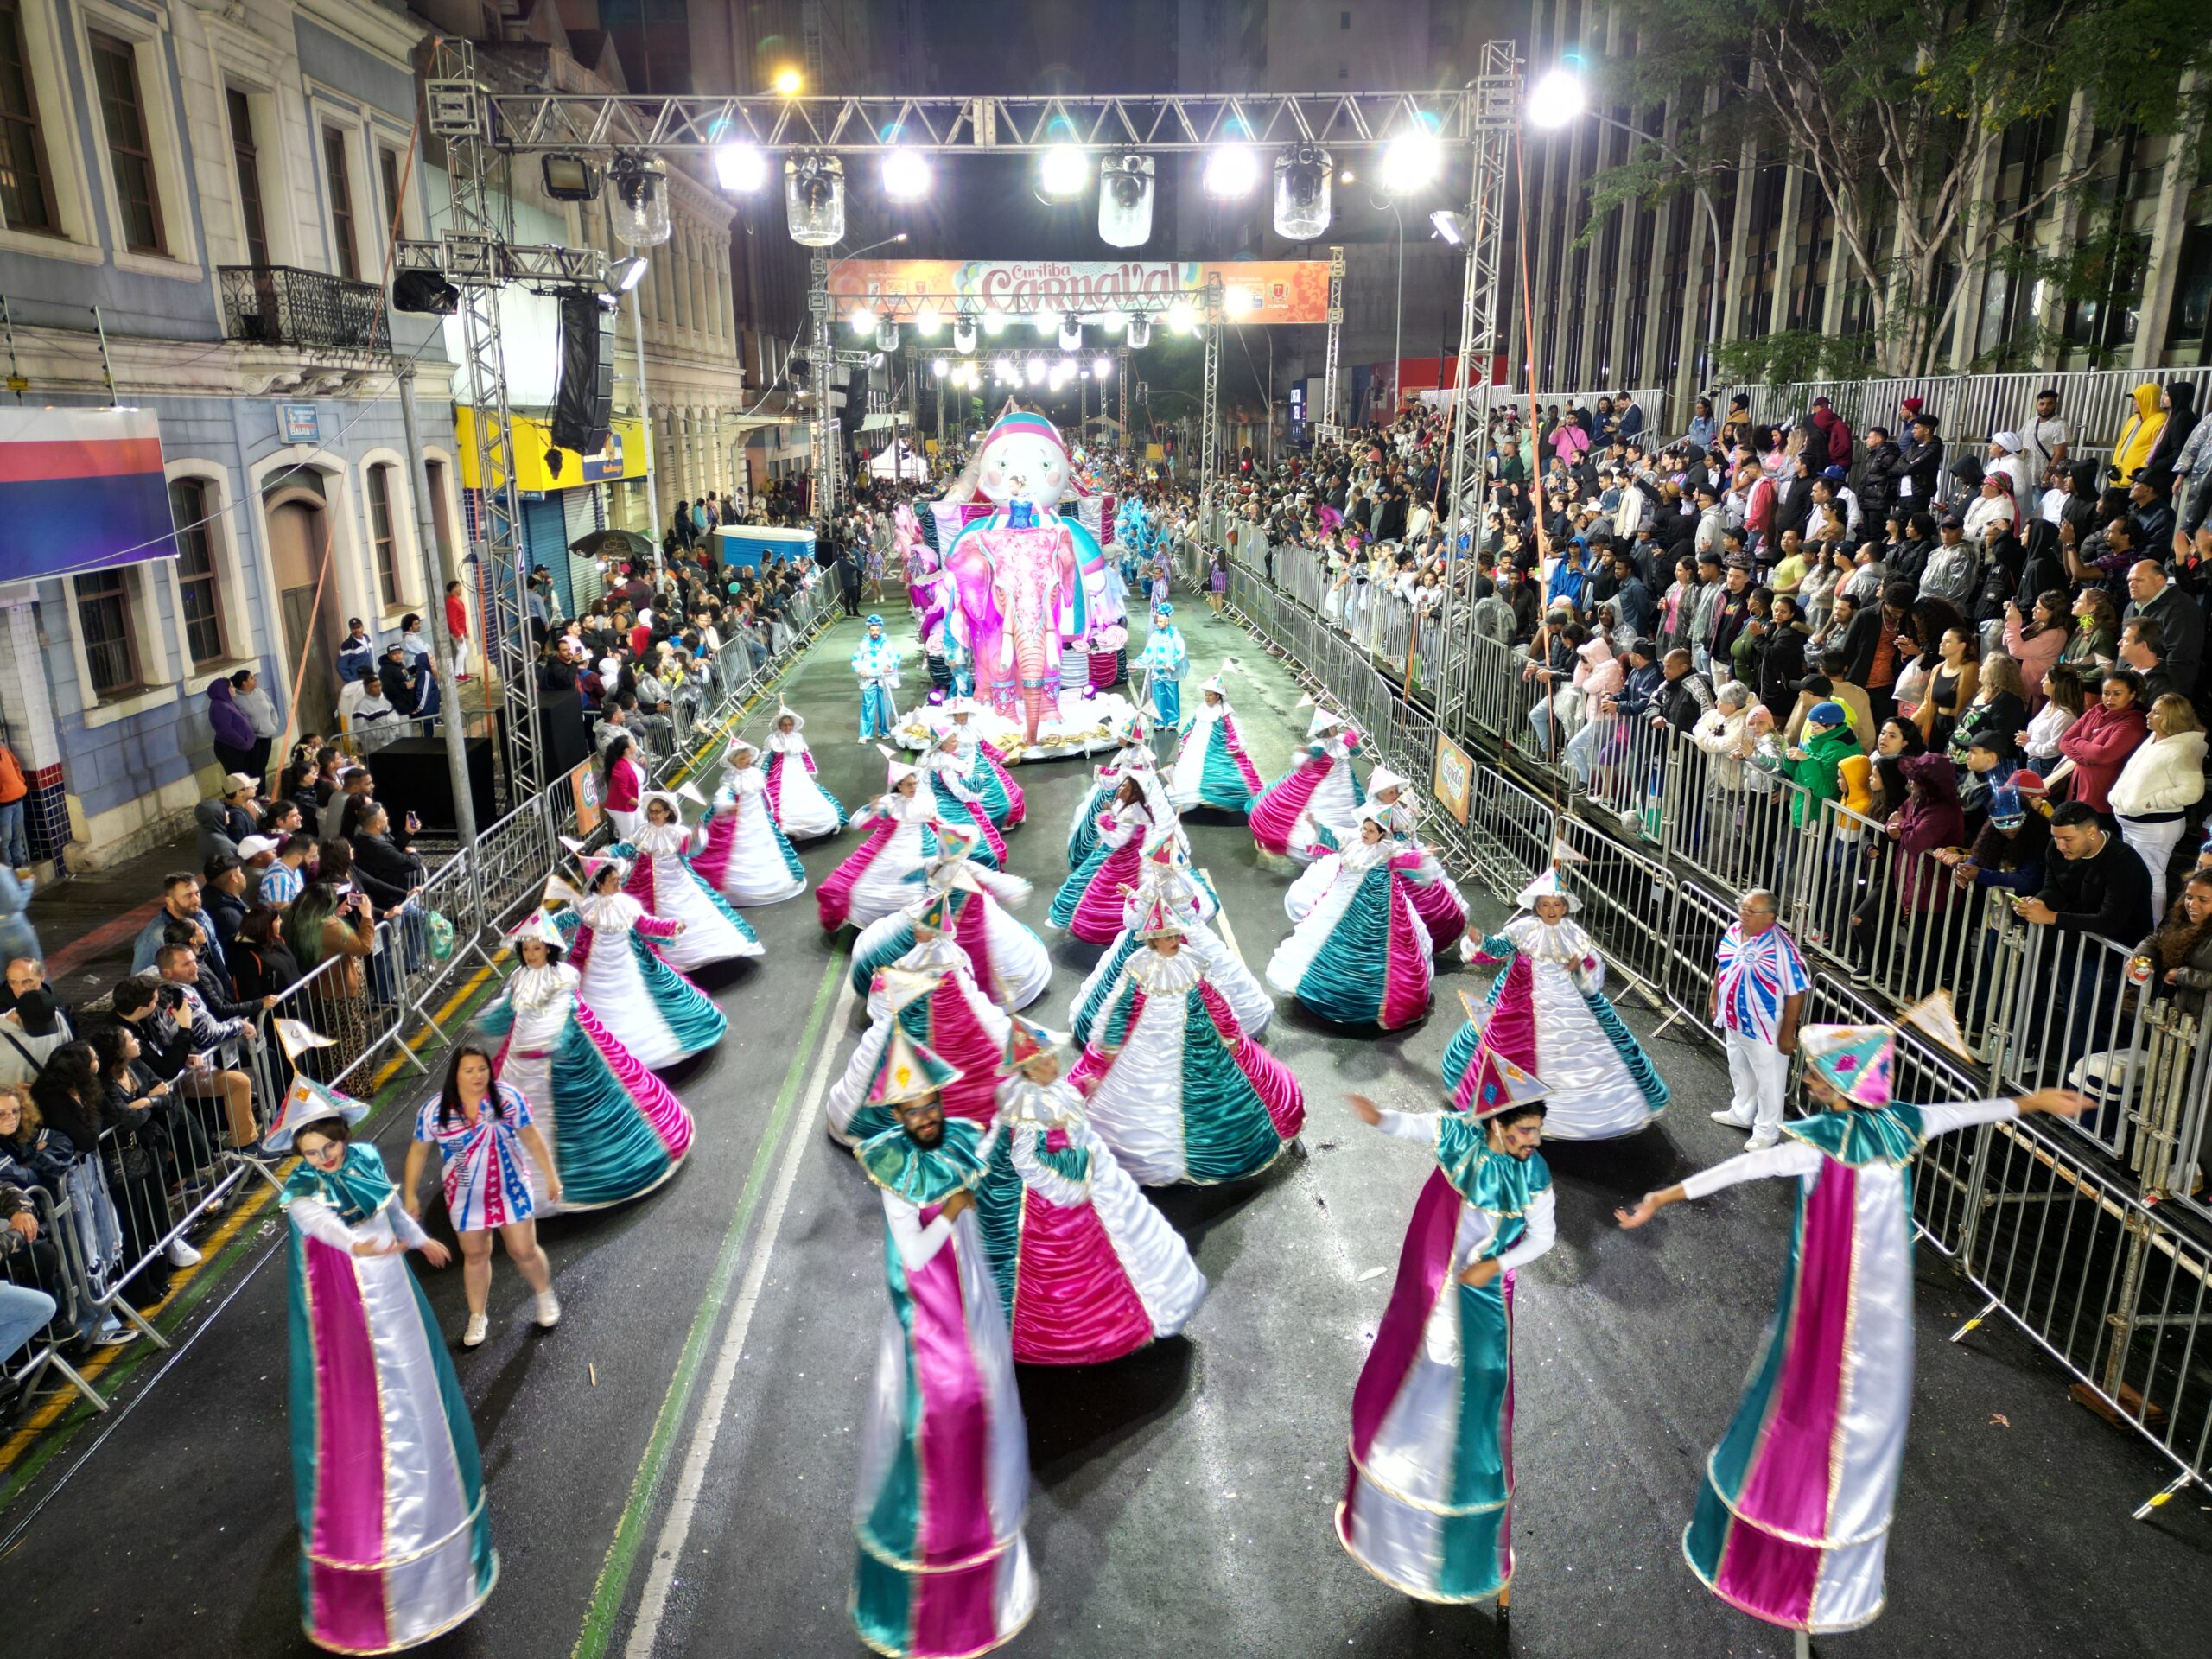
left=401, top=1045, right=565, bottom=1350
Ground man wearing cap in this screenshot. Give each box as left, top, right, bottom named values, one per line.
left=2018, top=388, right=2071, bottom=486
left=850, top=613, right=903, bottom=741
left=1707, top=888, right=1809, bottom=1149
left=1898, top=407, right=1945, bottom=508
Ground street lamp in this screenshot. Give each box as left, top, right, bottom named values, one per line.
left=1527, top=65, right=1726, bottom=392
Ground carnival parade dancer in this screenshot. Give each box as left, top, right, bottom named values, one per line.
left=818, top=751, right=948, bottom=933
left=1137, top=601, right=1188, bottom=728
left=567, top=851, right=728, bottom=1069
left=1265, top=803, right=1433, bottom=1031
left=271, top=1081, right=497, bottom=1654
left=401, top=1045, right=562, bottom=1351
left=827, top=899, right=1013, bottom=1147
left=1446, top=869, right=1669, bottom=1139
left=1363, top=768, right=1465, bottom=949
left=625, top=790, right=772, bottom=969
left=1048, top=775, right=1155, bottom=944
left=1068, top=837, right=1268, bottom=1043
left=851, top=830, right=1052, bottom=1011
left=761, top=704, right=847, bottom=840
left=1617, top=1021, right=2088, bottom=1637
left=849, top=1035, right=1037, bottom=1658
left=1335, top=1059, right=1554, bottom=1607
left=477, top=909, right=694, bottom=1211
left=1166, top=670, right=1263, bottom=816
left=981, top=1017, right=1207, bottom=1363
left=1249, top=707, right=1364, bottom=862
left=691, top=741, right=810, bottom=907
left=939, top=698, right=1027, bottom=829
left=1069, top=893, right=1305, bottom=1185
left=852, top=613, right=903, bottom=741
left=920, top=727, right=1009, bottom=868
left=1067, top=713, right=1160, bottom=871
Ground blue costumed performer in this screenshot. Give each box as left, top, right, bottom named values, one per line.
left=1137, top=601, right=1187, bottom=728
left=853, top=613, right=903, bottom=741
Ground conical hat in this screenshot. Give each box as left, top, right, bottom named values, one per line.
left=721, top=735, right=759, bottom=765
left=1306, top=706, right=1347, bottom=739
left=264, top=1075, right=368, bottom=1153
left=1134, top=889, right=1187, bottom=940
left=878, top=744, right=919, bottom=788
left=1799, top=1024, right=1892, bottom=1108
left=1366, top=766, right=1409, bottom=799
left=1461, top=1045, right=1550, bottom=1119
left=914, top=888, right=957, bottom=933
left=271, top=1018, right=337, bottom=1065
left=771, top=703, right=804, bottom=733
left=1001, top=1014, right=1059, bottom=1072
left=509, top=907, right=567, bottom=950
left=1899, top=991, right=1974, bottom=1066
left=1515, top=867, right=1581, bottom=912
left=865, top=1027, right=963, bottom=1109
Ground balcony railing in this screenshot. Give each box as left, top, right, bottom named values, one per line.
left=218, top=264, right=391, bottom=354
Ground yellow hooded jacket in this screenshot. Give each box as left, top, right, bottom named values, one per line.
left=2108, top=382, right=2166, bottom=485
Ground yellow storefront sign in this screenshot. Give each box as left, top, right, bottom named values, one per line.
left=454, top=409, right=652, bottom=493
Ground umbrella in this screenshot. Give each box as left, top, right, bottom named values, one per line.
left=569, top=527, right=658, bottom=561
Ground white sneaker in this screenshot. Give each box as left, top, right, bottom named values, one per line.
left=534, top=1289, right=562, bottom=1329
left=166, top=1237, right=203, bottom=1268
left=461, top=1313, right=489, bottom=1348
left=1709, top=1109, right=1755, bottom=1129
left=1745, top=1129, right=1781, bottom=1152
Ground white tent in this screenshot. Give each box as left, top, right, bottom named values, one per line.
left=868, top=437, right=930, bottom=481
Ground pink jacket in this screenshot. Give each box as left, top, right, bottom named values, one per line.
left=2001, top=615, right=2063, bottom=711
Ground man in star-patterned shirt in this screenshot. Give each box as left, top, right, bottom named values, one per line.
left=1708, top=889, right=1808, bottom=1150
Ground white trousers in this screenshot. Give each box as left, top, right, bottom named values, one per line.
left=1725, top=1027, right=1789, bottom=1133
left=2118, top=815, right=2187, bottom=923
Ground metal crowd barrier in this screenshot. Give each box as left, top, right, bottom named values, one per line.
left=1219, top=539, right=2212, bottom=1515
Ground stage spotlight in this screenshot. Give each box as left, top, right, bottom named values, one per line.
left=880, top=146, right=932, bottom=200
left=1033, top=308, right=1061, bottom=337
left=995, top=355, right=1015, bottom=381
left=915, top=304, right=943, bottom=338
left=392, top=267, right=460, bottom=315
left=714, top=143, right=768, bottom=193
left=1058, top=318, right=1084, bottom=353
left=1098, top=154, right=1154, bottom=247
left=1226, top=284, right=1262, bottom=315
left=1038, top=144, right=1087, bottom=200
left=1093, top=354, right=1113, bottom=379
left=785, top=154, right=845, bottom=246
left=952, top=317, right=977, bottom=353
left=932, top=357, right=950, bottom=378
left=1338, top=168, right=1356, bottom=185
left=1274, top=144, right=1331, bottom=238
left=1166, top=300, right=1196, bottom=334
left=983, top=308, right=1008, bottom=336
left=1380, top=125, right=1443, bottom=194
left=542, top=154, right=599, bottom=202
left=1526, top=68, right=1588, bottom=130
left=1026, top=359, right=1046, bottom=386
left=1099, top=313, right=1126, bottom=334
left=848, top=302, right=875, bottom=335
left=772, top=67, right=803, bottom=97
left=609, top=154, right=671, bottom=245
left=1430, top=210, right=1471, bottom=246
left=1125, top=316, right=1151, bottom=348
left=608, top=255, right=649, bottom=296
left=874, top=321, right=899, bottom=352
left=1204, top=143, right=1259, bottom=197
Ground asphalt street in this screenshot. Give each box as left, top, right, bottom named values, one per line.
left=0, top=605, right=2202, bottom=1659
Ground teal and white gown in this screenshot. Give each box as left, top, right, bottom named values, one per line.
left=849, top=1119, right=1037, bottom=1658
left=1337, top=1109, right=1555, bottom=1604
left=624, top=818, right=769, bottom=970
left=1450, top=915, right=1668, bottom=1139
left=570, top=889, right=728, bottom=1069
left=850, top=866, right=1052, bottom=1012
left=1065, top=744, right=1161, bottom=870
left=1067, top=877, right=1270, bottom=1042
left=826, top=938, right=1013, bottom=1147
left=1166, top=698, right=1263, bottom=815
left=1264, top=836, right=1434, bottom=1031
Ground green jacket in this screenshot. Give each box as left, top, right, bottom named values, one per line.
left=1790, top=728, right=1860, bottom=827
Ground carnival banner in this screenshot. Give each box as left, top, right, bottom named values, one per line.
left=825, top=258, right=1332, bottom=324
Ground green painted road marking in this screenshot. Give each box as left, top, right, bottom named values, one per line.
left=571, top=943, right=849, bottom=1659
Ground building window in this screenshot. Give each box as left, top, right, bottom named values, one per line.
left=89, top=31, right=163, bottom=255
left=0, top=1, right=56, bottom=233
left=377, top=144, right=404, bottom=245
left=323, top=125, right=358, bottom=281
left=169, top=477, right=228, bottom=667
left=366, top=462, right=400, bottom=607
left=423, top=457, right=455, bottom=579
left=1340, top=9, right=1351, bottom=25
left=76, top=568, right=141, bottom=698
left=227, top=87, right=269, bottom=267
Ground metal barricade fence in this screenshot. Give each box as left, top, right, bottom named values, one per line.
left=1554, top=814, right=1676, bottom=1013
left=0, top=1180, right=104, bottom=1415
left=1462, top=767, right=1556, bottom=906
left=1662, top=880, right=1742, bottom=1033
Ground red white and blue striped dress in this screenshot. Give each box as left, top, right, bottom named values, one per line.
left=412, top=1082, right=538, bottom=1233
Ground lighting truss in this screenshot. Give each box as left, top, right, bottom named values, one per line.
left=480, top=90, right=1488, bottom=157
left=393, top=238, right=610, bottom=292
left=1317, top=245, right=1345, bottom=442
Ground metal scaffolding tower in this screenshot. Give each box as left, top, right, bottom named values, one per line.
left=808, top=253, right=836, bottom=515
left=1433, top=45, right=1522, bottom=728
left=1318, top=245, right=1345, bottom=442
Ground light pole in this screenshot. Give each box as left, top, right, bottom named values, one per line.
left=1527, top=67, right=1726, bottom=394
left=1376, top=197, right=1406, bottom=417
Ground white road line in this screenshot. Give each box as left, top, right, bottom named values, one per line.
left=623, top=968, right=860, bottom=1659
left=1205, top=869, right=1242, bottom=957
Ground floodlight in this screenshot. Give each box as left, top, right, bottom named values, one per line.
left=608, top=255, right=649, bottom=295
left=880, top=147, right=932, bottom=200
left=983, top=308, right=1008, bottom=336
left=542, top=154, right=598, bottom=202
left=875, top=321, right=899, bottom=352
left=1205, top=143, right=1260, bottom=198
left=1430, top=210, right=1471, bottom=245
left=772, top=67, right=803, bottom=97
left=1033, top=308, right=1061, bottom=337
left=1274, top=144, right=1332, bottom=238
left=1099, top=313, right=1126, bottom=334
left=1380, top=127, right=1443, bottom=194
left=1098, top=154, right=1154, bottom=247
left=1125, top=316, right=1151, bottom=348
left=1026, top=359, right=1046, bottom=385
left=714, top=143, right=768, bottom=193
left=608, top=155, right=671, bottom=246
left=848, top=302, right=875, bottom=335
left=785, top=154, right=845, bottom=246
left=952, top=317, right=977, bottom=353
left=1226, top=285, right=1261, bottom=315
left=915, top=304, right=942, bottom=338
left=1058, top=318, right=1084, bottom=353
left=1093, top=355, right=1113, bottom=379
left=1166, top=301, right=1196, bottom=334
left=1038, top=144, right=1087, bottom=200
left=1527, top=68, right=1587, bottom=130
left=932, top=358, right=950, bottom=378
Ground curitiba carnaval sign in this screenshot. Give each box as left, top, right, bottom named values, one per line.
left=825, top=258, right=1332, bottom=324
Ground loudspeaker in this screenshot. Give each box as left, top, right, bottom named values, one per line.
left=550, top=292, right=615, bottom=456
left=370, top=737, right=496, bottom=838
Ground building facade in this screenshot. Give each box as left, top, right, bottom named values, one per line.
left=0, top=0, right=462, bottom=868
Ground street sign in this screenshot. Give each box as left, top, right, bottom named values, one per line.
left=278, top=403, right=320, bottom=443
